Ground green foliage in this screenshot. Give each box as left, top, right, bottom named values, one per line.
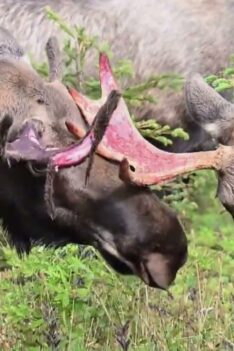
left=134, top=119, right=188, bottom=146
left=123, top=73, right=184, bottom=106
left=205, top=55, right=234, bottom=93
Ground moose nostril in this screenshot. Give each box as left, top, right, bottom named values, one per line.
left=23, top=118, right=45, bottom=137
left=0, top=115, right=13, bottom=145
left=7, top=127, right=18, bottom=143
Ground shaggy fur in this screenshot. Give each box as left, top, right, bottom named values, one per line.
left=0, top=0, right=234, bottom=132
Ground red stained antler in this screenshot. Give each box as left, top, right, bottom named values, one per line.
left=51, top=89, right=121, bottom=169
left=67, top=54, right=230, bottom=185
left=66, top=53, right=234, bottom=218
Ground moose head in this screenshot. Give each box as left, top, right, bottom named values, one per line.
left=0, top=29, right=188, bottom=290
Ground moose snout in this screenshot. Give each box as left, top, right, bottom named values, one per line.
left=6, top=118, right=45, bottom=143
left=20, top=118, right=45, bottom=138
left=139, top=250, right=188, bottom=290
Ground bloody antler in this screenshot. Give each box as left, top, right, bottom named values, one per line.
left=50, top=89, right=121, bottom=170
left=66, top=53, right=234, bottom=217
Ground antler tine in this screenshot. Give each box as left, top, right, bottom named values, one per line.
left=46, top=36, right=63, bottom=82
left=50, top=89, right=121, bottom=168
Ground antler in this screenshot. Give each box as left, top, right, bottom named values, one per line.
left=50, top=89, right=121, bottom=170
left=65, top=53, right=234, bottom=217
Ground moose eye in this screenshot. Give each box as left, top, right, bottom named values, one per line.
left=36, top=98, right=45, bottom=104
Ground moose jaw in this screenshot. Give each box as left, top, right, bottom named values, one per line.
left=2, top=53, right=234, bottom=219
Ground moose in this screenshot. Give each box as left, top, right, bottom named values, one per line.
left=0, top=24, right=234, bottom=294
left=1, top=0, right=234, bottom=152
left=0, top=27, right=189, bottom=290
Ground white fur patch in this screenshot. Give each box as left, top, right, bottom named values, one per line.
left=95, top=227, right=135, bottom=271
left=204, top=123, right=219, bottom=137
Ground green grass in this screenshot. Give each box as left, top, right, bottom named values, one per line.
left=0, top=172, right=233, bottom=351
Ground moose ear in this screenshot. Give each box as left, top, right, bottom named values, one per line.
left=185, top=74, right=234, bottom=139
